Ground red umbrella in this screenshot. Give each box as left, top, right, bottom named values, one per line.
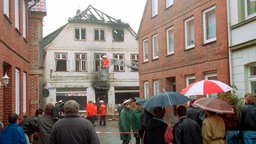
left=192, top=97, right=234, bottom=114
left=181, top=80, right=233, bottom=96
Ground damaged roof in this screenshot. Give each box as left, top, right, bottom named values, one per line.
left=42, top=4, right=135, bottom=47
left=69, top=4, right=130, bottom=27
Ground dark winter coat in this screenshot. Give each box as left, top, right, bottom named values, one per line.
left=19, top=116, right=40, bottom=135
left=238, top=103, right=256, bottom=130
left=50, top=114, right=100, bottom=144
left=143, top=118, right=167, bottom=144
left=172, top=116, right=202, bottom=144
left=37, top=114, right=55, bottom=144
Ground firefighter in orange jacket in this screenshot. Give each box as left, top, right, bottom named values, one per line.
left=91, top=101, right=98, bottom=126
left=86, top=100, right=93, bottom=124
left=99, top=100, right=107, bottom=126
left=101, top=55, right=110, bottom=69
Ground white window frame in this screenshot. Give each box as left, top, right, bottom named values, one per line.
left=23, top=73, right=26, bottom=114
left=144, top=82, right=149, bottom=99
left=152, top=34, right=159, bottom=59
left=75, top=28, right=86, bottom=40
left=203, top=6, right=216, bottom=44
left=94, top=29, right=105, bottom=41
left=152, top=0, right=158, bottom=17
left=15, top=0, right=19, bottom=30
left=185, top=17, right=195, bottom=49
left=15, top=69, right=20, bottom=114
left=143, top=39, right=149, bottom=62
left=75, top=53, right=87, bottom=72
left=186, top=76, right=196, bottom=99
left=204, top=73, right=218, bottom=97
left=245, top=0, right=256, bottom=19
left=153, top=81, right=160, bottom=95
left=166, top=27, right=174, bottom=55
left=22, top=0, right=26, bottom=38
left=248, top=64, right=256, bottom=96
left=166, top=0, right=173, bottom=8
left=4, top=0, right=10, bottom=17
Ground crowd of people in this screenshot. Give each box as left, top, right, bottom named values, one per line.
left=0, top=93, right=255, bottom=144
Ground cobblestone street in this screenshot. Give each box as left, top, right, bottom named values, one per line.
left=95, top=119, right=136, bottom=144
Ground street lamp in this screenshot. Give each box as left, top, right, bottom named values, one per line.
left=0, top=73, right=10, bottom=87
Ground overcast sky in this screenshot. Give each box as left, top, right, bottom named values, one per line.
left=43, top=0, right=147, bottom=37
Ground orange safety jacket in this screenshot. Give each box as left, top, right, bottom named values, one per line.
left=100, top=104, right=107, bottom=116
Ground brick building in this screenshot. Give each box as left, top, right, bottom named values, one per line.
left=0, top=0, right=46, bottom=125
left=138, top=0, right=230, bottom=98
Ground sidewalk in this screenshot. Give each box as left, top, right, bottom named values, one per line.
left=95, top=119, right=137, bottom=144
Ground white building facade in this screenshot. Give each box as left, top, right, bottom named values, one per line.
left=42, top=5, right=139, bottom=112
left=227, top=0, right=256, bottom=97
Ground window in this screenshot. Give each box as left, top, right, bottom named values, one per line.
left=23, top=72, right=26, bottom=114
left=166, top=0, right=173, bottom=8
left=203, top=6, right=216, bottom=43
left=75, top=28, right=86, bottom=40
left=152, top=34, right=158, bottom=59
left=152, top=0, right=158, bottom=17
left=153, top=81, right=160, bottom=95
left=185, top=17, right=194, bottom=49
left=143, top=39, right=149, bottom=62
left=94, top=29, right=105, bottom=41
left=205, top=73, right=218, bottom=97
left=112, top=29, right=124, bottom=42
left=131, top=54, right=139, bottom=72
left=186, top=76, right=196, bottom=99
left=4, top=0, right=10, bottom=17
left=55, top=53, right=67, bottom=71
left=75, top=53, right=87, bottom=72
left=245, top=0, right=256, bottom=18
left=15, top=69, right=20, bottom=114
left=56, top=88, right=87, bottom=111
left=95, top=53, right=105, bottom=71
left=22, top=0, right=26, bottom=38
left=249, top=65, right=256, bottom=96
left=166, top=27, right=174, bottom=55
left=15, top=0, right=19, bottom=29
left=144, top=82, right=149, bottom=99
left=113, top=54, right=124, bottom=72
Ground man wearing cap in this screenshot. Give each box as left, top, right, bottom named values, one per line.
left=99, top=100, right=107, bottom=126
left=119, top=100, right=132, bottom=144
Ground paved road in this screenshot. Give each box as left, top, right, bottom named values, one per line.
left=95, top=119, right=137, bottom=144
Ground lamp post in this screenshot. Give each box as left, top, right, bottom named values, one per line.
left=0, top=73, right=10, bottom=87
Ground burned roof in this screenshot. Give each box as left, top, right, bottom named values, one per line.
left=69, top=4, right=130, bottom=28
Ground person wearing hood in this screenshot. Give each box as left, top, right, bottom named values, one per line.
left=142, top=107, right=173, bottom=144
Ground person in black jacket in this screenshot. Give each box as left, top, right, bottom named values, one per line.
left=143, top=107, right=173, bottom=144
left=172, top=105, right=202, bottom=144
left=38, top=103, right=56, bottom=144
left=238, top=93, right=256, bottom=144
left=19, top=109, right=44, bottom=143
left=50, top=100, right=100, bottom=144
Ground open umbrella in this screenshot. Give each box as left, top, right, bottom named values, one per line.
left=181, top=80, right=233, bottom=96
left=142, top=92, right=190, bottom=110
left=192, top=97, right=234, bottom=114
left=134, top=97, right=147, bottom=105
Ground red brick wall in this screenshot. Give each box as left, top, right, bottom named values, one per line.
left=0, top=1, right=45, bottom=124
left=138, top=0, right=230, bottom=96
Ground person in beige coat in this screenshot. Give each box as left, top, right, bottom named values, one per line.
left=202, top=110, right=225, bottom=144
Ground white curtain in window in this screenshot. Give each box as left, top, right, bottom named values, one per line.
left=206, top=9, right=216, bottom=39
